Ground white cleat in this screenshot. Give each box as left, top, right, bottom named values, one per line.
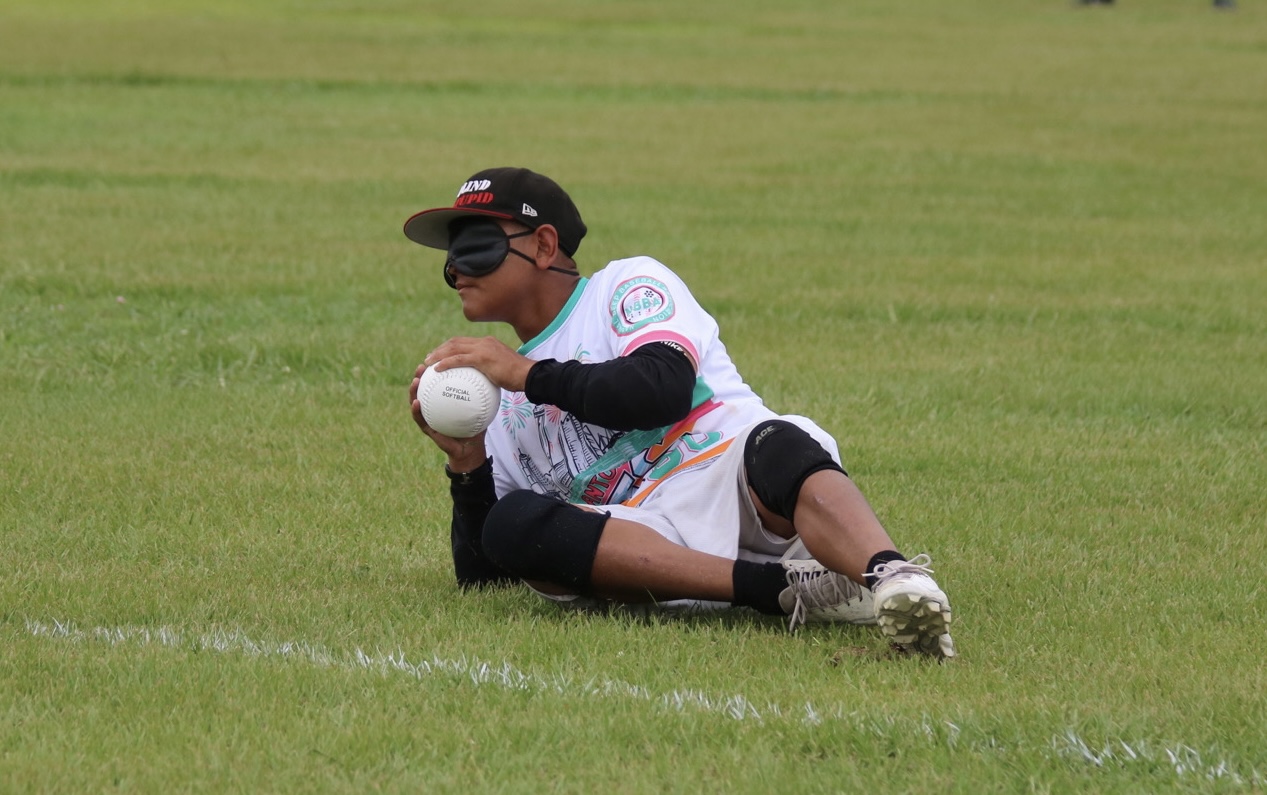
left=779, top=557, right=876, bottom=632
left=868, top=554, right=956, bottom=659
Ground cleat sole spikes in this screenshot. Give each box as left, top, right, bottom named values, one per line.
left=875, top=596, right=954, bottom=659
left=868, top=555, right=957, bottom=659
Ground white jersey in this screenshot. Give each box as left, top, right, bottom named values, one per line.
left=486, top=256, right=778, bottom=506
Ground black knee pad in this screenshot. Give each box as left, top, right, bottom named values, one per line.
left=481, top=490, right=608, bottom=591
left=744, top=420, right=846, bottom=520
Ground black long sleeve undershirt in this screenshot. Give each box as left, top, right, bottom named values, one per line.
left=523, top=341, right=697, bottom=431
left=448, top=458, right=515, bottom=588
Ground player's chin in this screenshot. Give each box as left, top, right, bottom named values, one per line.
left=457, top=292, right=493, bottom=323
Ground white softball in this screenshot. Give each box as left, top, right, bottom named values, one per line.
left=416, top=366, right=499, bottom=438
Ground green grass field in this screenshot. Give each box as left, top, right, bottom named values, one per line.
left=3, top=0, right=1265, bottom=791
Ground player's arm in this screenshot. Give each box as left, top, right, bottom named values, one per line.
left=523, top=341, right=696, bottom=431
left=411, top=362, right=514, bottom=588
left=446, top=458, right=517, bottom=588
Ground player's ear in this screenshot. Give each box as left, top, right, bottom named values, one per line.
left=532, top=224, right=561, bottom=269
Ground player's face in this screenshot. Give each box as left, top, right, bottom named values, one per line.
left=444, top=219, right=536, bottom=288
left=446, top=219, right=540, bottom=323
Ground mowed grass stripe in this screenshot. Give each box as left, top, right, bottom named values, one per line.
left=20, top=618, right=1266, bottom=789
left=0, top=72, right=948, bottom=106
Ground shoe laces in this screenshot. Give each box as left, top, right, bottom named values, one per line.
left=784, top=561, right=864, bottom=632
left=866, top=553, right=934, bottom=586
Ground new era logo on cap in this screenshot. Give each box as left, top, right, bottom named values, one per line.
left=403, top=167, right=587, bottom=256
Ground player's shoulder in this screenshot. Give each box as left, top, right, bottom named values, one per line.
left=587, top=256, right=689, bottom=297
left=584, top=256, right=703, bottom=339
left=589, top=255, right=679, bottom=283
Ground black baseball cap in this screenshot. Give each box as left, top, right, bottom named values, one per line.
left=403, top=167, right=587, bottom=257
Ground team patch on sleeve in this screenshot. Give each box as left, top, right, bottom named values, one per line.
left=610, top=277, right=675, bottom=335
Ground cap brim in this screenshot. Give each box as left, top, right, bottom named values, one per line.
left=403, top=207, right=516, bottom=249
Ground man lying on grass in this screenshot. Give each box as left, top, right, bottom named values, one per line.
left=406, top=167, right=956, bottom=659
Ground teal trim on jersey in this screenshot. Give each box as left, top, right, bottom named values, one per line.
left=690, top=376, right=715, bottom=409
left=518, top=277, right=590, bottom=356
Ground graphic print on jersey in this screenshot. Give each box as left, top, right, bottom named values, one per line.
left=498, top=389, right=729, bottom=506
left=499, top=341, right=621, bottom=501
left=565, top=398, right=725, bottom=505
left=500, top=392, right=533, bottom=431
left=515, top=407, right=617, bottom=499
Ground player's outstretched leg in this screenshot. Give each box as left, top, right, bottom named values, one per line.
left=744, top=421, right=958, bottom=659
left=485, top=490, right=883, bottom=630
left=868, top=554, right=955, bottom=659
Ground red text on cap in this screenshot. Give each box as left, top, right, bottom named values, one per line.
left=455, top=192, right=494, bottom=207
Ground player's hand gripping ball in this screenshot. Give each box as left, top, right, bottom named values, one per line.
left=416, top=366, right=499, bottom=438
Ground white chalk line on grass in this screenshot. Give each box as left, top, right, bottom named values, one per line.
left=24, top=618, right=1263, bottom=787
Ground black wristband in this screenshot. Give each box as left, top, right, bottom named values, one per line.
left=446, top=457, right=493, bottom=487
